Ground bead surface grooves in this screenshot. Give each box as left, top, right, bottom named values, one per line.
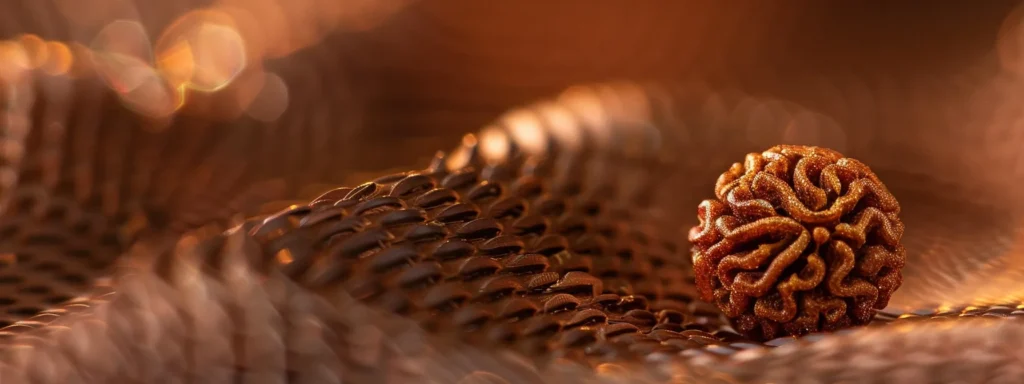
left=689, top=145, right=906, bottom=340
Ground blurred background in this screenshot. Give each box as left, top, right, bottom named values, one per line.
left=3, top=1, right=1024, bottom=178
left=3, top=0, right=1024, bottom=324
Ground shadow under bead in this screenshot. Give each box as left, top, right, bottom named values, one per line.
left=688, top=145, right=906, bottom=341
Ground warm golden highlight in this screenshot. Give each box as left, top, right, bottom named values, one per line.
left=688, top=145, right=906, bottom=340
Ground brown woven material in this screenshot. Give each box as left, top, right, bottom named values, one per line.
left=2, top=4, right=1024, bottom=382
left=251, top=155, right=712, bottom=363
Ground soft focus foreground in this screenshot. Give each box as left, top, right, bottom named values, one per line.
left=2, top=2, right=1024, bottom=383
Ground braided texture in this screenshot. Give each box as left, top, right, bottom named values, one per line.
left=3, top=69, right=1024, bottom=384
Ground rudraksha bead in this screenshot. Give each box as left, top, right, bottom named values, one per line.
left=688, top=145, right=906, bottom=340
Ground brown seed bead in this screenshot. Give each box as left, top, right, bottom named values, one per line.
left=688, top=145, right=906, bottom=341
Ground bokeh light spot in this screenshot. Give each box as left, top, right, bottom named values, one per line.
left=245, top=71, right=290, bottom=122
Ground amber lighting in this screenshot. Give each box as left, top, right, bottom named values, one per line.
left=0, top=41, right=30, bottom=83
left=275, top=249, right=294, bottom=265
left=0, top=0, right=417, bottom=121
left=155, top=10, right=247, bottom=93
left=534, top=102, right=584, bottom=152
left=478, top=126, right=511, bottom=164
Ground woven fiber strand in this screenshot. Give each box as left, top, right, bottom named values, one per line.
left=3, top=3, right=1024, bottom=381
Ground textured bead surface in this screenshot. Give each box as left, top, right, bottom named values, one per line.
left=689, top=145, right=906, bottom=340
